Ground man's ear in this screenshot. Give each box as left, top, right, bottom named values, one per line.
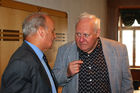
left=96, top=29, right=101, bottom=37
left=37, top=27, right=45, bottom=38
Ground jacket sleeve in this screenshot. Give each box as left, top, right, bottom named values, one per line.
left=1, top=60, right=32, bottom=93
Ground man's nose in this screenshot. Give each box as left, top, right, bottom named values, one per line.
left=79, top=36, right=84, bottom=42
left=54, top=33, right=56, bottom=39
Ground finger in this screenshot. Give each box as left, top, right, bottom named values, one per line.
left=72, top=60, right=83, bottom=65
left=74, top=63, right=82, bottom=68
left=74, top=67, right=80, bottom=71
left=72, top=69, right=80, bottom=74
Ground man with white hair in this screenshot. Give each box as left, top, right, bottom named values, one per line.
left=53, top=12, right=133, bottom=93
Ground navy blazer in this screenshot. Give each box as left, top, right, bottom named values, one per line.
left=1, top=41, right=57, bottom=93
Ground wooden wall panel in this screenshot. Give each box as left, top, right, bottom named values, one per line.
left=0, top=6, right=31, bottom=87
left=0, top=1, right=67, bottom=93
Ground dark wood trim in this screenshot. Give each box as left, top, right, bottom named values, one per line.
left=0, top=0, right=67, bottom=18
left=118, top=27, right=140, bottom=30
left=107, top=0, right=140, bottom=40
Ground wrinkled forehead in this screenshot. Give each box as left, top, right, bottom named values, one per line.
left=76, top=18, right=95, bottom=28
left=45, top=16, right=55, bottom=30
left=76, top=18, right=94, bottom=28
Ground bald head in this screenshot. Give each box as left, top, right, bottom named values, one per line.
left=22, top=12, right=50, bottom=39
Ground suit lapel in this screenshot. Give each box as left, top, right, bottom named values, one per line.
left=100, top=38, right=116, bottom=93
left=67, top=42, right=79, bottom=61
left=67, top=42, right=79, bottom=92
left=43, top=56, right=58, bottom=91
left=39, top=65, right=52, bottom=89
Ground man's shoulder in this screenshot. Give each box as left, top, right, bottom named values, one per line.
left=57, top=41, right=78, bottom=55
left=10, top=42, right=36, bottom=63
left=59, top=41, right=76, bottom=49
left=101, top=37, right=125, bottom=47
left=101, top=37, right=127, bottom=52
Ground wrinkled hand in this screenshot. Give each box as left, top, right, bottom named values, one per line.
left=67, top=60, right=83, bottom=77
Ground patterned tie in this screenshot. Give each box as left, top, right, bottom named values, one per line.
left=43, top=54, right=58, bottom=92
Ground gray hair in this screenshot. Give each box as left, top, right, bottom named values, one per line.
left=76, top=12, right=100, bottom=32
left=22, top=12, right=48, bottom=39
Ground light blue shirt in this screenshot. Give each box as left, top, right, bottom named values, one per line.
left=25, top=40, right=57, bottom=93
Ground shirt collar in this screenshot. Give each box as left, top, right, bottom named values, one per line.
left=24, top=40, right=43, bottom=60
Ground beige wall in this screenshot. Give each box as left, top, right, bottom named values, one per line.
left=15, top=0, right=107, bottom=42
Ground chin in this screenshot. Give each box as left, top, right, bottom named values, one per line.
left=48, top=44, right=53, bottom=49
left=43, top=49, right=48, bottom=52
left=80, top=48, right=87, bottom=52
left=49, top=46, right=53, bottom=49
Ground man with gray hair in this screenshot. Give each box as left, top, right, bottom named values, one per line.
left=53, top=12, right=133, bottom=93
left=1, top=12, right=57, bottom=93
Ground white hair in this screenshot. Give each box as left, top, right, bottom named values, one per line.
left=78, top=12, right=100, bottom=31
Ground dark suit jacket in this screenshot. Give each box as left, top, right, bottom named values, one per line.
left=1, top=41, right=57, bottom=93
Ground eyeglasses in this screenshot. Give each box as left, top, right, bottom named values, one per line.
left=75, top=32, right=90, bottom=38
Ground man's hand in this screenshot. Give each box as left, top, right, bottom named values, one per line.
left=67, top=60, right=83, bottom=77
